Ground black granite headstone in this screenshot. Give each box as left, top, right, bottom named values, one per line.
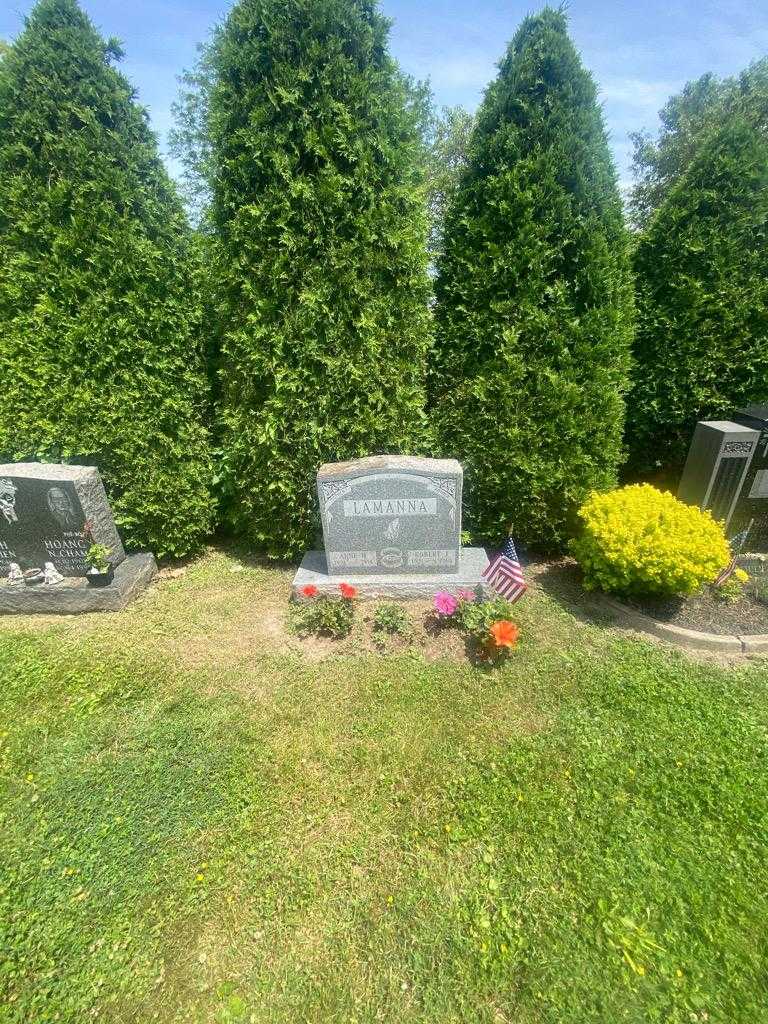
left=0, top=464, right=125, bottom=580
left=0, top=476, right=89, bottom=576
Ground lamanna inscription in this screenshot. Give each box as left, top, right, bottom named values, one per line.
left=343, top=497, right=437, bottom=517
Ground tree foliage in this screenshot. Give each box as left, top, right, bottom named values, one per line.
left=0, top=0, right=213, bottom=557
left=629, top=73, right=732, bottom=230
left=627, top=61, right=768, bottom=475
left=431, top=7, right=634, bottom=549
left=169, top=38, right=220, bottom=228
left=423, top=105, right=475, bottom=259
left=208, top=0, right=432, bottom=558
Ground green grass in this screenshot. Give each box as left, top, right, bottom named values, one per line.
left=1, top=549, right=767, bottom=1023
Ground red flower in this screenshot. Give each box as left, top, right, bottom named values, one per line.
left=489, top=620, right=519, bottom=649
left=301, top=584, right=319, bottom=599
left=339, top=582, right=358, bottom=600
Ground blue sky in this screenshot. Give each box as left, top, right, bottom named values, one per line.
left=2, top=0, right=767, bottom=190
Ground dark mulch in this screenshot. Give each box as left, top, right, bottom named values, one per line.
left=529, top=557, right=768, bottom=637
left=626, top=589, right=768, bottom=636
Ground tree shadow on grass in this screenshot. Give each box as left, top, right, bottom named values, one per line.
left=530, top=558, right=621, bottom=631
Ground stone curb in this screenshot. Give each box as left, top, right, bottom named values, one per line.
left=587, top=592, right=768, bottom=653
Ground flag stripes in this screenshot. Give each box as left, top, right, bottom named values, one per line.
left=482, top=533, right=528, bottom=603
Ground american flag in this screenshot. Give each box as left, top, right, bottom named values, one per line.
left=482, top=532, right=527, bottom=603
left=729, top=521, right=753, bottom=555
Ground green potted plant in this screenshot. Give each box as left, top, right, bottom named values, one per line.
left=85, top=542, right=114, bottom=586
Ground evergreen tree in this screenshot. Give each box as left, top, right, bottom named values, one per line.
left=208, top=0, right=432, bottom=558
left=431, top=8, right=633, bottom=549
left=627, top=63, right=768, bottom=475
left=0, top=0, right=213, bottom=558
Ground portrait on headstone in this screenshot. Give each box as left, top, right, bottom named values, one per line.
left=46, top=486, right=81, bottom=530
left=0, top=479, right=18, bottom=525
left=0, top=467, right=121, bottom=579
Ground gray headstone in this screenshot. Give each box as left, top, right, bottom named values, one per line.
left=0, top=463, right=125, bottom=579
left=317, top=455, right=462, bottom=575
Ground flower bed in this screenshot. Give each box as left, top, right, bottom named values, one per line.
left=432, top=590, right=521, bottom=663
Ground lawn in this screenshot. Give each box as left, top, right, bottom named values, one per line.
left=1, top=549, right=767, bottom=1024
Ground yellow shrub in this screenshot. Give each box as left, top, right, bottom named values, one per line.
left=570, top=484, right=731, bottom=597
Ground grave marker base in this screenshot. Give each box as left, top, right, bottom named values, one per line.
left=0, top=553, right=157, bottom=615
left=292, top=548, right=490, bottom=600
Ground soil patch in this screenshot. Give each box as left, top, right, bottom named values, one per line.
left=292, top=600, right=473, bottom=662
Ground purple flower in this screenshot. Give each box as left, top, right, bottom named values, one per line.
left=434, top=591, right=458, bottom=616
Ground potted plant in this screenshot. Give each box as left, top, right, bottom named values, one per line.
left=85, top=542, right=114, bottom=586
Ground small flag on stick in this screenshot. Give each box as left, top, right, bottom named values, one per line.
left=713, top=559, right=737, bottom=588
left=729, top=520, right=753, bottom=555
left=714, top=520, right=754, bottom=588
left=482, top=530, right=527, bottom=603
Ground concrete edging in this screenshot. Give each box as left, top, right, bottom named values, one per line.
left=587, top=592, right=768, bottom=653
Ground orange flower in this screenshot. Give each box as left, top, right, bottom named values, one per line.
left=339, top=582, right=358, bottom=600
left=301, top=584, right=318, bottom=598
left=489, top=620, right=519, bottom=649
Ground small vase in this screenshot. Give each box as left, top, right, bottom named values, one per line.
left=86, top=565, right=114, bottom=587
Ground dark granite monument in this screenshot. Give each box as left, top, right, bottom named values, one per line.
left=0, top=463, right=155, bottom=614
left=0, top=464, right=125, bottom=578
left=729, top=405, right=768, bottom=551
left=292, top=455, right=489, bottom=598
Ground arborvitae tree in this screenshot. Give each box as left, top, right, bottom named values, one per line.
left=209, top=0, right=432, bottom=559
left=431, top=8, right=633, bottom=549
left=0, top=0, right=213, bottom=557
left=627, top=64, right=768, bottom=476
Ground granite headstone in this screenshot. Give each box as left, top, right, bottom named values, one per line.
left=0, top=463, right=125, bottom=579
left=317, top=455, right=462, bottom=575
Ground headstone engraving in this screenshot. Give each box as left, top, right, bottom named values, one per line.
left=0, top=463, right=125, bottom=579
left=317, top=455, right=462, bottom=576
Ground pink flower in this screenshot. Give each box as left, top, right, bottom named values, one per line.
left=434, top=591, right=458, bottom=616
left=457, top=588, right=476, bottom=603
